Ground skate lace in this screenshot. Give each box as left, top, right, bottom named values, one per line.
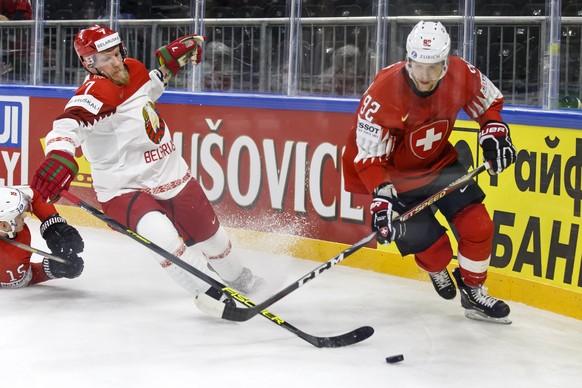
left=430, top=270, right=453, bottom=290
left=470, top=286, right=498, bottom=308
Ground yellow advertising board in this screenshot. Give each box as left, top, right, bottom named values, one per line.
left=474, top=122, right=581, bottom=292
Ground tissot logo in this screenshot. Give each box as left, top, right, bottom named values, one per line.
left=356, top=117, right=381, bottom=142
left=357, top=120, right=380, bottom=135
left=0, top=96, right=29, bottom=185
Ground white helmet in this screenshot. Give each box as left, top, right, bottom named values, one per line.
left=0, top=187, right=30, bottom=238
left=406, top=21, right=451, bottom=64
left=405, top=21, right=451, bottom=87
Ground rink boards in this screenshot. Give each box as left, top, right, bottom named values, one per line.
left=0, top=85, right=581, bottom=320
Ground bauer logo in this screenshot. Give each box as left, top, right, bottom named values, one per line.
left=0, top=96, right=29, bottom=185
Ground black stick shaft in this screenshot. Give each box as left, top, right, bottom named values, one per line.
left=0, top=234, right=70, bottom=264
left=221, top=162, right=490, bottom=321
left=60, top=190, right=372, bottom=348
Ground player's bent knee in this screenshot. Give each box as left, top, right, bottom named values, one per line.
left=136, top=211, right=182, bottom=253
left=453, top=203, right=494, bottom=242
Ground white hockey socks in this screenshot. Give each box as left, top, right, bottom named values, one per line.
left=137, top=211, right=216, bottom=297
left=196, top=227, right=243, bottom=282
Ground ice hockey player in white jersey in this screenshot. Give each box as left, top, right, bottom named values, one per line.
left=31, top=25, right=263, bottom=315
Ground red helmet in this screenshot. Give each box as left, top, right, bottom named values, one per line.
left=74, top=25, right=126, bottom=64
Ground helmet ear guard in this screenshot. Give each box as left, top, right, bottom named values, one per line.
left=82, top=55, right=95, bottom=69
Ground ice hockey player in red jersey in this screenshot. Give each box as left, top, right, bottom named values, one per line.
left=0, top=186, right=84, bottom=288
left=31, top=25, right=262, bottom=314
left=342, top=21, right=517, bottom=323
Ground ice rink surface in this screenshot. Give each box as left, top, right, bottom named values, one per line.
left=1, top=223, right=581, bottom=388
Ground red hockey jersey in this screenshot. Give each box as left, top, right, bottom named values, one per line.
left=342, top=56, right=504, bottom=195
left=0, top=188, right=61, bottom=288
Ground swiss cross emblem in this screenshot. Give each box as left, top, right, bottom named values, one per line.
left=409, top=120, right=450, bottom=159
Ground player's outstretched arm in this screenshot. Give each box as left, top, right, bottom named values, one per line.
left=155, top=34, right=205, bottom=84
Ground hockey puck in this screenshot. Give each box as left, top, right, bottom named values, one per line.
left=385, top=354, right=404, bottom=364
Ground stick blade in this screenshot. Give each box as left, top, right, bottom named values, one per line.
left=306, top=326, right=375, bottom=348
left=221, top=303, right=257, bottom=321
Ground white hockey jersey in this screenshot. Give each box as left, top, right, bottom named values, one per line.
left=45, top=58, right=190, bottom=202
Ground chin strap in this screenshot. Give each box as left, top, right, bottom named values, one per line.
left=4, top=220, right=19, bottom=238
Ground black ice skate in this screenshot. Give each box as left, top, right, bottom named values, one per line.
left=428, top=268, right=457, bottom=300
left=452, top=267, right=512, bottom=324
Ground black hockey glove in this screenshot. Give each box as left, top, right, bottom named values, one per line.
left=40, top=215, right=84, bottom=256
left=478, top=122, right=517, bottom=175
left=370, top=183, right=407, bottom=245
left=43, top=253, right=84, bottom=279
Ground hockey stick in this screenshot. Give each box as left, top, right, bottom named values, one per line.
left=220, top=162, right=491, bottom=322
left=396, top=161, right=490, bottom=222
left=59, top=190, right=373, bottom=348
left=0, top=234, right=70, bottom=264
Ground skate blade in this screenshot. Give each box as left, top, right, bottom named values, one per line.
left=464, top=309, right=512, bottom=324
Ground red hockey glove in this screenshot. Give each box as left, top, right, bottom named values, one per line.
left=370, top=183, right=407, bottom=245
left=478, top=122, right=517, bottom=175
left=156, top=34, right=205, bottom=76
left=32, top=150, right=78, bottom=202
